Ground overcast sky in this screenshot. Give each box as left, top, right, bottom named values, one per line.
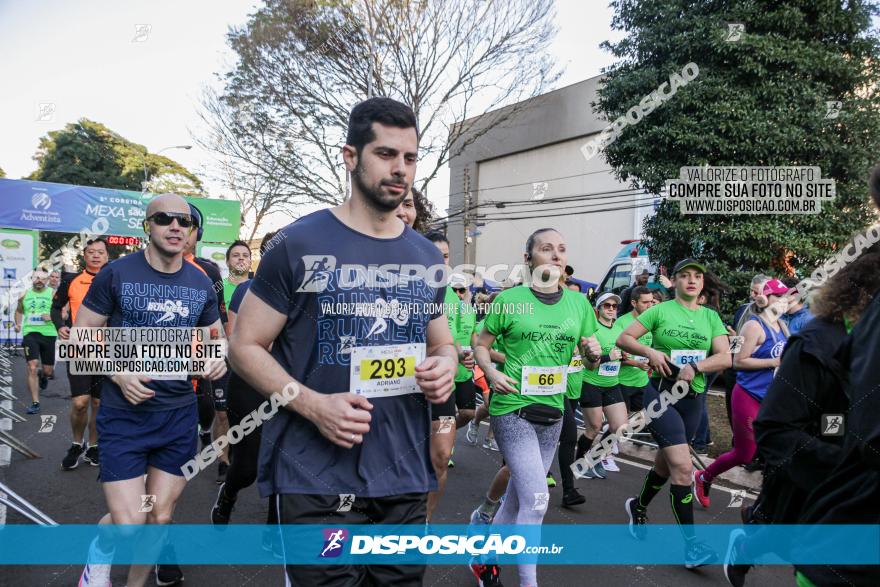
left=0, top=0, right=622, bottom=230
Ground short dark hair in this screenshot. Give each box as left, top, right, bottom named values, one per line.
left=632, top=286, right=653, bottom=300
left=260, top=231, right=279, bottom=255
left=85, top=237, right=108, bottom=251
left=869, top=162, right=880, bottom=209
left=782, top=276, right=799, bottom=288
left=226, top=240, right=251, bottom=260
left=346, top=97, right=419, bottom=154
left=424, top=231, right=448, bottom=245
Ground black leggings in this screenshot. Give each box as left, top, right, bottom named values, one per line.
left=558, top=397, right=579, bottom=492
left=224, top=372, right=278, bottom=524
left=196, top=379, right=215, bottom=432
left=224, top=373, right=264, bottom=495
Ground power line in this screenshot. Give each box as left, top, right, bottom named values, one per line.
left=475, top=199, right=660, bottom=222
left=434, top=187, right=645, bottom=223
left=472, top=191, right=656, bottom=219
left=430, top=186, right=655, bottom=224
left=442, top=167, right=612, bottom=201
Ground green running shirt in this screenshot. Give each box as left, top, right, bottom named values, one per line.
left=636, top=299, right=727, bottom=393
left=21, top=287, right=57, bottom=337
left=484, top=286, right=598, bottom=416
left=582, top=318, right=624, bottom=388
left=616, top=311, right=652, bottom=387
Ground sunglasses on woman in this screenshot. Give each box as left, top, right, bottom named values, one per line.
left=146, top=212, right=195, bottom=228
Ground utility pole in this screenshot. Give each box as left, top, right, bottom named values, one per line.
left=462, top=166, right=471, bottom=265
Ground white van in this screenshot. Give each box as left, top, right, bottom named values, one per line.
left=594, top=240, right=659, bottom=298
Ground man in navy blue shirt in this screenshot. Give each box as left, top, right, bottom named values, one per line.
left=230, top=97, right=457, bottom=587
left=75, top=193, right=226, bottom=587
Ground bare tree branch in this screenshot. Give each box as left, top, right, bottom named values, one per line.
left=197, top=0, right=560, bottom=237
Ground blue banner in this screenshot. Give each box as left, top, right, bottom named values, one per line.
left=0, top=178, right=240, bottom=242
left=0, top=524, right=877, bottom=565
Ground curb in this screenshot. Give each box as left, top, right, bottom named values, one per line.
left=615, top=438, right=763, bottom=492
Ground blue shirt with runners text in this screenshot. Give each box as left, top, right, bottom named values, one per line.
left=81, top=250, right=219, bottom=412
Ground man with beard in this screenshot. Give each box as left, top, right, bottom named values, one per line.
left=230, top=97, right=457, bottom=587
left=15, top=268, right=58, bottom=414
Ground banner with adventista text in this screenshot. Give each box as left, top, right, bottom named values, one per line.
left=0, top=178, right=240, bottom=242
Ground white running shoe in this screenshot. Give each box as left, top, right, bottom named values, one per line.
left=466, top=420, right=479, bottom=445
left=80, top=538, right=113, bottom=586
left=483, top=437, right=499, bottom=451
left=601, top=456, right=620, bottom=472
left=79, top=562, right=112, bottom=587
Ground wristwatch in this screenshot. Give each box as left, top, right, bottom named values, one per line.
left=690, top=360, right=701, bottom=374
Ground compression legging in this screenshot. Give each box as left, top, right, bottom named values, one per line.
left=491, top=412, right=563, bottom=587
left=558, top=398, right=579, bottom=493
left=225, top=372, right=277, bottom=524
left=702, top=384, right=760, bottom=483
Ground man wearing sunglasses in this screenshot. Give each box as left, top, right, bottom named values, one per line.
left=75, top=193, right=226, bottom=587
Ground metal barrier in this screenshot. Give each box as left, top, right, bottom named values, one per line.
left=0, top=481, right=58, bottom=526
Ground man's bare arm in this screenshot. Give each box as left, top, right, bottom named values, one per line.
left=229, top=291, right=372, bottom=449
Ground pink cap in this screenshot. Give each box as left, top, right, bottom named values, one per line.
left=763, top=278, right=789, bottom=296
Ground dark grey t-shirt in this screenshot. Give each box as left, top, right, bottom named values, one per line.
left=249, top=209, right=445, bottom=497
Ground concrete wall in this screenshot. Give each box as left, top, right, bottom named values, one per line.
left=447, top=76, right=658, bottom=285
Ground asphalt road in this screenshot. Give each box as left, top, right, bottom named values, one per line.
left=0, top=354, right=792, bottom=586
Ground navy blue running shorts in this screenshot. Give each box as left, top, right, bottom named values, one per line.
left=643, top=379, right=701, bottom=448
left=96, top=402, right=198, bottom=482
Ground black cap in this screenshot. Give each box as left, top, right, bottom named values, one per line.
left=672, top=258, right=706, bottom=274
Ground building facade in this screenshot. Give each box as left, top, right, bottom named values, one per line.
left=446, top=76, right=658, bottom=285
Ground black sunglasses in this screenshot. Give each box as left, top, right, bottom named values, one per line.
left=602, top=303, right=618, bottom=309
left=453, top=287, right=467, bottom=293
left=147, top=212, right=195, bottom=228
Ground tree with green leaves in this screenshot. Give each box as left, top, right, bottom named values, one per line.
left=0, top=166, right=6, bottom=178
left=28, top=118, right=203, bottom=195
left=597, top=0, right=880, bottom=317
left=199, top=0, right=559, bottom=237
left=28, top=118, right=204, bottom=262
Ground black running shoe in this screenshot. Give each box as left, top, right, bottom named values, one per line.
left=625, top=497, right=648, bottom=540
left=38, top=372, right=48, bottom=391
left=211, top=484, right=235, bottom=525
left=562, top=488, right=586, bottom=507
left=62, top=443, right=85, bottom=470
left=723, top=529, right=751, bottom=586
left=469, top=560, right=502, bottom=586
left=685, top=539, right=718, bottom=569
left=155, top=563, right=184, bottom=586
left=83, top=445, right=99, bottom=466
left=199, top=430, right=212, bottom=450
left=216, top=461, right=228, bottom=485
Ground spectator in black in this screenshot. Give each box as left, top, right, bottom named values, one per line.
left=724, top=245, right=880, bottom=587
left=790, top=166, right=880, bottom=587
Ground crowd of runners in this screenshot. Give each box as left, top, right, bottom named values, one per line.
left=9, top=96, right=880, bottom=587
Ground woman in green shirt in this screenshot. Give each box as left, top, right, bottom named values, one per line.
left=616, top=259, right=731, bottom=569
left=575, top=292, right=630, bottom=478
left=473, top=228, right=600, bottom=587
